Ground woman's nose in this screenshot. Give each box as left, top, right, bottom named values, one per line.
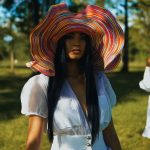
left=73, top=35, right=80, bottom=45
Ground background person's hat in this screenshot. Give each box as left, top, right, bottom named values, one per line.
left=26, top=3, right=124, bottom=76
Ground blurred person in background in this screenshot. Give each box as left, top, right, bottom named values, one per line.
left=139, top=58, right=150, bottom=138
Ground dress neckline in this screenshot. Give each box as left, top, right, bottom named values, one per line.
left=65, top=80, right=91, bottom=134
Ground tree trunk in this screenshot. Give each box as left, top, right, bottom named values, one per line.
left=121, top=0, right=129, bottom=72
left=42, top=0, right=56, bottom=16
left=96, top=0, right=105, bottom=7
left=100, top=0, right=105, bottom=7
left=50, top=0, right=56, bottom=5
left=8, top=19, right=15, bottom=73
left=10, top=46, right=14, bottom=73
left=32, top=0, right=40, bottom=26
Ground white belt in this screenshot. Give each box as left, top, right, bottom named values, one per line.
left=51, top=134, right=110, bottom=150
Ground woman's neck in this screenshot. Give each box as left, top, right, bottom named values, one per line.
left=65, top=61, right=83, bottom=78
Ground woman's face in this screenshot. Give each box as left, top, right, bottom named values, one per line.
left=65, top=32, right=87, bottom=61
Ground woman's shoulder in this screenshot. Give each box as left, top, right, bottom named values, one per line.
left=28, top=73, right=49, bottom=83
left=94, top=71, right=108, bottom=93
left=95, top=71, right=116, bottom=107
left=25, top=73, right=49, bottom=88
left=94, top=71, right=107, bottom=80
left=20, top=73, right=49, bottom=118
left=21, top=73, right=49, bottom=97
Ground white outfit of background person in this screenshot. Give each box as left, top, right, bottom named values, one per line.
left=139, top=66, right=150, bottom=138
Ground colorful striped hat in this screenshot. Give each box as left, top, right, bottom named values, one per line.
left=27, top=3, right=124, bottom=76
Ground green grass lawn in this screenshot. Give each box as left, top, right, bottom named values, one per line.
left=0, top=66, right=150, bottom=150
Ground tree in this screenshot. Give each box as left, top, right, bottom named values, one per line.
left=126, top=0, right=150, bottom=62
left=137, top=0, right=150, bottom=52
left=121, top=0, right=129, bottom=72
left=96, top=0, right=105, bottom=7
left=31, top=0, right=40, bottom=26
left=1, top=0, right=31, bottom=72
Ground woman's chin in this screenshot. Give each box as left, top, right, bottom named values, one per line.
left=68, top=55, right=83, bottom=61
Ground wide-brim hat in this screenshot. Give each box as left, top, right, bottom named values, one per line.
left=27, top=3, right=124, bottom=76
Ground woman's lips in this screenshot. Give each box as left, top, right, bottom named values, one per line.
left=71, top=49, right=81, bottom=54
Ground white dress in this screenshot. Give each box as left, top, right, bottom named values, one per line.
left=21, top=71, right=116, bottom=150
left=139, top=67, right=150, bottom=138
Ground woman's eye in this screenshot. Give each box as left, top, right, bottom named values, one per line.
left=65, top=34, right=74, bottom=39
left=65, top=33, right=87, bottom=41
left=80, top=35, right=86, bottom=40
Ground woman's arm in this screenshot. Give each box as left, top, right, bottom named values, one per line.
left=26, top=115, right=47, bottom=150
left=103, top=118, right=122, bottom=150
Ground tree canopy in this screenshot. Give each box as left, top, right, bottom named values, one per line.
left=0, top=0, right=149, bottom=69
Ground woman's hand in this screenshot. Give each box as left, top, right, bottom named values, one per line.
left=26, top=115, right=47, bottom=150
left=146, top=58, right=150, bottom=66
left=103, top=118, right=122, bottom=150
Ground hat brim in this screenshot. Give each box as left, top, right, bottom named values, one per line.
left=28, top=3, right=124, bottom=76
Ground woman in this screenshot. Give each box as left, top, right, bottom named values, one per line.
left=139, top=58, right=150, bottom=138
left=21, top=3, right=124, bottom=150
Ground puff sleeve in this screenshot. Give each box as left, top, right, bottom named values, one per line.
left=139, top=67, right=150, bottom=92
left=102, top=73, right=117, bottom=108
left=95, top=72, right=116, bottom=129
left=20, top=74, right=48, bottom=118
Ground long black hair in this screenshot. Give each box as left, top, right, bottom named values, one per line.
left=47, top=33, right=100, bottom=144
